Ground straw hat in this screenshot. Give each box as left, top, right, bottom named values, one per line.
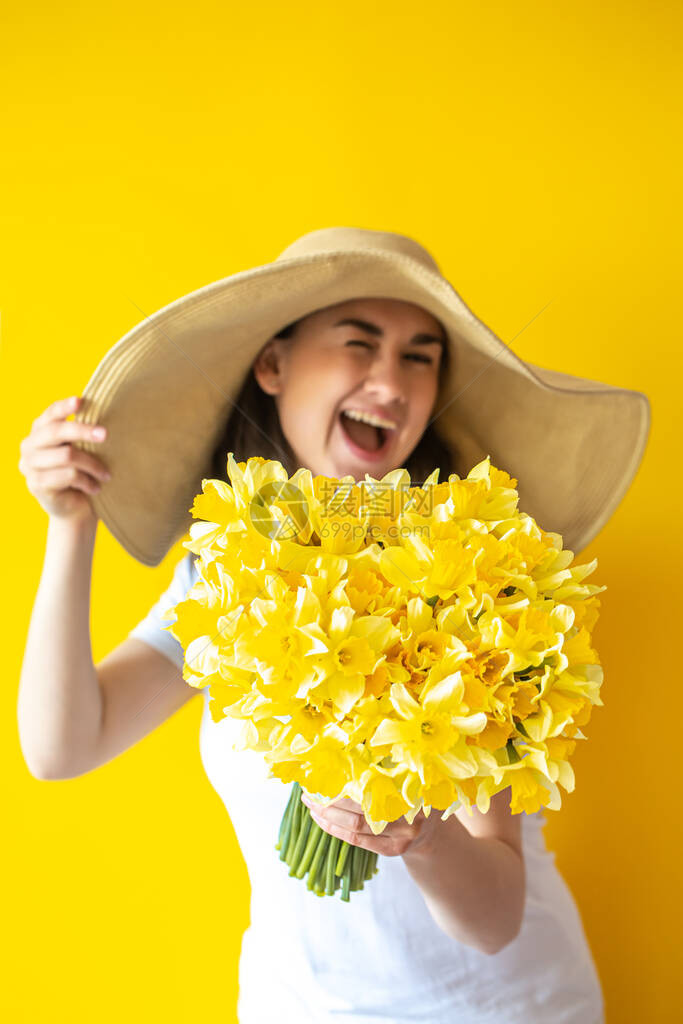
left=74, top=226, right=651, bottom=567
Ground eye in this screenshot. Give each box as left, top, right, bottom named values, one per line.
left=344, top=340, right=434, bottom=365
left=404, top=353, right=434, bottom=365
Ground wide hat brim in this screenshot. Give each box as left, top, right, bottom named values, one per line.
left=74, top=228, right=651, bottom=567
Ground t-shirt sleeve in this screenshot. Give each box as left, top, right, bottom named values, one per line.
left=127, top=552, right=197, bottom=670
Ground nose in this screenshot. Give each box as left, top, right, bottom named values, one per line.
left=359, top=348, right=406, bottom=406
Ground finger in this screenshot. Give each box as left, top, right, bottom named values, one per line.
left=302, top=793, right=363, bottom=813
left=303, top=793, right=391, bottom=836
left=308, top=802, right=373, bottom=837
left=32, top=419, right=107, bottom=449
left=332, top=797, right=364, bottom=813
left=308, top=810, right=386, bottom=855
left=34, top=395, right=82, bottom=427
left=24, top=444, right=111, bottom=481
left=29, top=465, right=103, bottom=495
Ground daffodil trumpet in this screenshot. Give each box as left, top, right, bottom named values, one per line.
left=166, top=453, right=606, bottom=902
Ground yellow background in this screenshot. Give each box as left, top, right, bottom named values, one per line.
left=2, top=2, right=680, bottom=1020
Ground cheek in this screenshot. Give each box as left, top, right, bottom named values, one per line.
left=400, top=375, right=436, bottom=427
left=277, top=356, right=345, bottom=442
left=414, top=374, right=440, bottom=418
left=282, top=352, right=354, bottom=421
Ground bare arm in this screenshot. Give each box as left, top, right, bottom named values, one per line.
left=18, top=516, right=200, bottom=780
left=301, top=783, right=525, bottom=955
left=17, top=395, right=200, bottom=781
left=401, top=788, right=526, bottom=955
left=88, top=635, right=201, bottom=776
left=18, top=516, right=104, bottom=778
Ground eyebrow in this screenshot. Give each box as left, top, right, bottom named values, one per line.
left=332, top=317, right=446, bottom=348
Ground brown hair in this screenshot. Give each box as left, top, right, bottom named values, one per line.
left=208, top=316, right=457, bottom=486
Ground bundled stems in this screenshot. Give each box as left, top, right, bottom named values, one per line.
left=275, top=781, right=379, bottom=902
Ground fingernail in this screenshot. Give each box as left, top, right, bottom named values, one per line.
left=93, top=427, right=106, bottom=439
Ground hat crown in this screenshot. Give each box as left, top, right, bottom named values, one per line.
left=275, top=226, right=441, bottom=276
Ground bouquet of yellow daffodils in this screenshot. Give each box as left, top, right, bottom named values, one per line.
left=164, top=454, right=605, bottom=901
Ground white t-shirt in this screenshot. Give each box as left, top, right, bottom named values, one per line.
left=129, top=553, right=605, bottom=1024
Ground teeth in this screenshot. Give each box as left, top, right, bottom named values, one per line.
left=343, top=409, right=396, bottom=430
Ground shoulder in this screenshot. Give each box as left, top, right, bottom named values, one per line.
left=180, top=552, right=203, bottom=596
left=175, top=551, right=199, bottom=584
left=159, top=551, right=199, bottom=608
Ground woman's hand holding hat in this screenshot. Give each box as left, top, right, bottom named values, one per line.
left=19, top=395, right=112, bottom=525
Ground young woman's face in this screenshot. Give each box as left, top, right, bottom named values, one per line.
left=252, top=297, right=447, bottom=479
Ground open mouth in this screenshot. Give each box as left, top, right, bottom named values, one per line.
left=337, top=410, right=394, bottom=460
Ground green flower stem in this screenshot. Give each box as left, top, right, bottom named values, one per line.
left=358, top=849, right=367, bottom=889
left=285, top=791, right=304, bottom=863
left=352, top=848, right=361, bottom=890
left=335, top=839, right=350, bottom=876
left=325, top=836, right=342, bottom=895
left=315, top=839, right=331, bottom=895
left=359, top=849, right=367, bottom=889
left=359, top=848, right=368, bottom=887
left=289, top=811, right=313, bottom=877
left=276, top=799, right=289, bottom=850
left=295, top=815, right=324, bottom=879
left=277, top=786, right=298, bottom=861
left=277, top=783, right=382, bottom=900
left=350, top=846, right=361, bottom=891
left=307, top=827, right=330, bottom=892
left=341, top=849, right=353, bottom=901
left=278, top=782, right=296, bottom=847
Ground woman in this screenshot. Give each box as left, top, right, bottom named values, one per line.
left=18, top=227, right=650, bottom=1022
